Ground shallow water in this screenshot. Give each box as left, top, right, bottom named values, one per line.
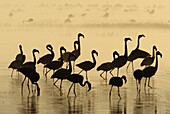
left=1, top=24, right=169, bottom=114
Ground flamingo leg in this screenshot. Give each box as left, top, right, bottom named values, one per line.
left=118, top=87, right=121, bottom=99
left=86, top=71, right=88, bottom=81
left=45, top=69, right=51, bottom=76
left=126, top=62, right=131, bottom=71
left=11, top=69, right=14, bottom=77
left=73, top=61, right=75, bottom=73
left=117, top=68, right=119, bottom=77
left=78, top=69, right=83, bottom=74
left=27, top=79, right=30, bottom=95
left=100, top=71, right=105, bottom=80
left=105, top=71, right=108, bottom=81
left=73, top=84, right=76, bottom=97
left=54, top=79, right=60, bottom=90
left=132, top=61, right=134, bottom=71
left=60, top=80, right=63, bottom=90
left=109, top=86, right=113, bottom=96
left=67, top=83, right=74, bottom=97
left=136, top=80, right=138, bottom=91
left=148, top=77, right=152, bottom=88
left=144, top=78, right=147, bottom=87
left=21, top=77, right=26, bottom=95
left=109, top=69, right=114, bottom=76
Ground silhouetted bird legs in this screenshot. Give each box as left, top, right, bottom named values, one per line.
left=126, top=61, right=134, bottom=71
left=109, top=86, right=121, bottom=99
left=109, top=69, right=114, bottom=76
left=32, top=82, right=40, bottom=96
left=53, top=79, right=60, bottom=90
left=78, top=69, right=88, bottom=80
left=73, top=84, right=76, bottom=97
left=67, top=83, right=74, bottom=97
left=21, top=77, right=26, bottom=95
left=100, top=71, right=106, bottom=80
left=11, top=69, right=14, bottom=77
left=144, top=78, right=152, bottom=88
left=118, top=87, right=121, bottom=99
left=27, top=79, right=30, bottom=95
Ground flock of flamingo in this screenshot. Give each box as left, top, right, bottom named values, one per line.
left=8, top=33, right=162, bottom=98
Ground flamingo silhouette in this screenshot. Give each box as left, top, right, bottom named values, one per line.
left=109, top=75, right=127, bottom=99
left=51, top=53, right=75, bottom=90
left=110, top=38, right=132, bottom=76
left=17, top=67, right=40, bottom=96
left=59, top=33, right=84, bottom=70
left=140, top=45, right=157, bottom=67
left=22, top=49, right=39, bottom=69
left=44, top=46, right=66, bottom=77
left=76, top=50, right=98, bottom=81
left=127, top=34, right=150, bottom=71
left=37, top=44, right=54, bottom=74
left=67, top=73, right=91, bottom=97
left=8, top=45, right=26, bottom=77
left=15, top=45, right=26, bottom=63
left=133, top=69, right=144, bottom=92
left=97, top=51, right=119, bottom=80
left=143, top=51, right=162, bottom=88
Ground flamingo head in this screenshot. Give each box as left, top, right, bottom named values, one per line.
left=78, top=33, right=85, bottom=38
left=125, top=38, right=132, bottom=42
left=46, top=44, right=53, bottom=51
left=33, top=49, right=39, bottom=53
left=153, top=45, right=157, bottom=51
left=122, top=75, right=127, bottom=84
left=60, top=46, right=66, bottom=53
left=156, top=51, right=162, bottom=58
left=113, top=51, right=119, bottom=59
left=92, top=50, right=98, bottom=56
left=138, top=34, right=145, bottom=39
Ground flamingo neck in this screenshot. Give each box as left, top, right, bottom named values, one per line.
left=78, top=37, right=81, bottom=53
left=152, top=47, right=155, bottom=59
left=33, top=51, right=37, bottom=65
left=136, top=37, right=140, bottom=49
left=124, top=41, right=128, bottom=57
left=60, top=49, right=64, bottom=63
left=20, top=47, right=23, bottom=55
left=155, top=53, right=159, bottom=70
left=92, top=52, right=97, bottom=65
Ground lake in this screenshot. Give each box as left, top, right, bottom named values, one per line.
left=0, top=23, right=169, bottom=114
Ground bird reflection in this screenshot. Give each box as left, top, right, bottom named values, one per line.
left=109, top=98, right=122, bottom=114
left=67, top=97, right=83, bottom=114
left=20, top=96, right=39, bottom=114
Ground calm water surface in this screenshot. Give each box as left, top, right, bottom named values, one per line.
left=0, top=25, right=169, bottom=114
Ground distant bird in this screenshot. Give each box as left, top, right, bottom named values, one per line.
left=103, top=12, right=109, bottom=18
left=110, top=38, right=132, bottom=76
left=140, top=45, right=157, bottom=67
left=22, top=49, right=39, bottom=69
left=127, top=34, right=150, bottom=71
left=59, top=33, right=84, bottom=70
left=8, top=45, right=26, bottom=77
left=44, top=46, right=66, bottom=77
left=109, top=75, right=127, bottom=98
left=97, top=51, right=119, bottom=80
left=76, top=50, right=98, bottom=81
left=51, top=53, right=75, bottom=90
left=67, top=73, right=91, bottom=97
left=133, top=69, right=144, bottom=92
left=23, top=18, right=34, bottom=23
left=143, top=51, right=162, bottom=88
left=37, top=44, right=54, bottom=74
left=15, top=45, right=26, bottom=63
left=17, top=67, right=40, bottom=96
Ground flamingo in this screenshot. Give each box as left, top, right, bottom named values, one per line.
left=140, top=45, right=157, bottom=67
left=110, top=38, right=132, bottom=76
left=97, top=51, right=119, bottom=80
left=17, top=67, right=40, bottom=96
left=51, top=53, right=75, bottom=90
left=133, top=69, right=144, bottom=92
left=143, top=51, right=162, bottom=88
left=59, top=33, right=84, bottom=69
left=127, top=34, right=150, bottom=71
left=8, top=45, right=26, bottom=77
left=15, top=45, right=26, bottom=63
left=37, top=44, right=54, bottom=74
left=44, top=46, right=66, bottom=77
left=67, top=73, right=91, bottom=97
left=109, top=75, right=127, bottom=99
left=22, top=49, right=39, bottom=69
left=76, top=50, right=98, bottom=81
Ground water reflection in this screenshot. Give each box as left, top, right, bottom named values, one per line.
left=19, top=96, right=39, bottom=114
left=68, top=97, right=83, bottom=114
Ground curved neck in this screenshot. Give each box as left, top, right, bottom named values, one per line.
left=60, top=49, right=64, bottom=62
left=78, top=37, right=81, bottom=53
left=49, top=48, right=54, bottom=56
left=92, top=53, right=97, bottom=65
left=33, top=51, right=37, bottom=65
left=20, top=47, right=23, bottom=55
left=155, top=54, right=159, bottom=70
left=152, top=47, right=155, bottom=59
left=124, top=41, right=128, bottom=57
left=136, top=37, right=140, bottom=49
